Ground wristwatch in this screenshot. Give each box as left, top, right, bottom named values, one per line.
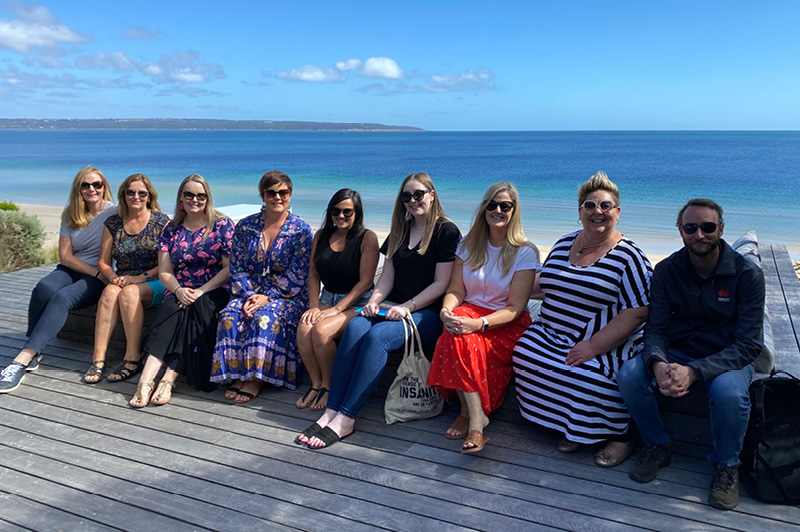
left=143, top=271, right=150, bottom=281
left=480, top=317, right=489, bottom=331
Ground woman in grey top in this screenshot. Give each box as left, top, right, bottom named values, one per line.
left=0, top=166, right=117, bottom=394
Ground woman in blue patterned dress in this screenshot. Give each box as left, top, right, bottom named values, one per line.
left=83, top=173, right=169, bottom=384
left=212, top=170, right=313, bottom=403
left=129, top=174, right=234, bottom=408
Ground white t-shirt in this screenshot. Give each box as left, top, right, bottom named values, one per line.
left=59, top=202, right=117, bottom=268
left=458, top=240, right=541, bottom=310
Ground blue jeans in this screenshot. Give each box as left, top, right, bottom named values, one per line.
left=617, top=349, right=754, bottom=467
left=327, top=309, right=442, bottom=419
left=26, top=264, right=106, bottom=353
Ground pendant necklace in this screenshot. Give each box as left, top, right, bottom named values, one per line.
left=576, top=234, right=610, bottom=257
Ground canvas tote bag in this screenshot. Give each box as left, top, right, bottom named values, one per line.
left=384, top=313, right=444, bottom=424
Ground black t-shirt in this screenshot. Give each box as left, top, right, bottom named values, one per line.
left=316, top=230, right=367, bottom=294
left=380, top=218, right=460, bottom=310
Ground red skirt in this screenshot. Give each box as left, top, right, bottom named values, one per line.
left=427, top=302, right=532, bottom=415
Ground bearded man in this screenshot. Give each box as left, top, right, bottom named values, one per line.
left=616, top=198, right=765, bottom=510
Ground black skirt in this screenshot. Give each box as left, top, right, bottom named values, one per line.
left=142, top=287, right=229, bottom=391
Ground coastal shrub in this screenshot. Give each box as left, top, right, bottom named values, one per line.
left=0, top=210, right=47, bottom=273
left=0, top=201, right=19, bottom=211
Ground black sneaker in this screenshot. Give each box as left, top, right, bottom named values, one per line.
left=629, top=444, right=671, bottom=483
left=709, top=464, right=739, bottom=510
left=26, top=353, right=43, bottom=373
left=0, top=362, right=27, bottom=394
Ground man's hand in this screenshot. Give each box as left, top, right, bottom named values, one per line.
left=654, top=360, right=697, bottom=397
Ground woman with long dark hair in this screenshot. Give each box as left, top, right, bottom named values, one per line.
left=295, top=188, right=379, bottom=411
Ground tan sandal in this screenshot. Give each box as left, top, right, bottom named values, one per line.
left=151, top=380, right=175, bottom=405
left=445, top=414, right=470, bottom=440
left=461, top=429, right=490, bottom=454
left=129, top=380, right=155, bottom=408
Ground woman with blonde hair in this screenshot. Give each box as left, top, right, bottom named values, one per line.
left=83, top=173, right=170, bottom=384
left=0, top=166, right=116, bottom=393
left=513, top=171, right=652, bottom=467
left=297, top=172, right=460, bottom=449
left=129, top=174, right=235, bottom=407
left=427, top=182, right=540, bottom=453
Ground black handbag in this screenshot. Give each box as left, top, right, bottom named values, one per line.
left=743, top=370, right=800, bottom=504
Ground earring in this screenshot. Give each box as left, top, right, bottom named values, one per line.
left=180, top=204, right=185, bottom=211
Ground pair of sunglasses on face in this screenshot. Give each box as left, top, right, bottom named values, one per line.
left=581, top=200, right=618, bottom=212
left=182, top=191, right=208, bottom=201
left=331, top=207, right=355, bottom=218
left=401, top=189, right=431, bottom=203
left=264, top=188, right=291, bottom=199
left=680, top=222, right=718, bottom=234
left=124, top=189, right=149, bottom=199
left=486, top=200, right=515, bottom=213
left=80, top=181, right=104, bottom=191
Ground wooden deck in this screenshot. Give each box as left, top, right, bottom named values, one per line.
left=1, top=252, right=799, bottom=531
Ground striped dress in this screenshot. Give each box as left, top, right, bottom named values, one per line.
left=512, top=231, right=652, bottom=443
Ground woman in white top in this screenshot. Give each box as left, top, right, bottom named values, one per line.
left=427, top=182, right=540, bottom=453
left=0, top=166, right=116, bottom=394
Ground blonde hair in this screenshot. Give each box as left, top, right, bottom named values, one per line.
left=385, top=172, right=450, bottom=258
left=461, top=182, right=539, bottom=276
left=117, top=173, right=161, bottom=218
left=61, top=166, right=114, bottom=229
left=170, top=174, right=226, bottom=240
left=577, top=170, right=620, bottom=206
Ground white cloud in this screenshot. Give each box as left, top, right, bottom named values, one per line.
left=276, top=65, right=346, bottom=83
left=124, top=26, right=160, bottom=40
left=76, top=51, right=138, bottom=71
left=335, top=58, right=361, bottom=71
left=360, top=57, right=404, bottom=79
left=142, top=52, right=225, bottom=84
left=429, top=69, right=495, bottom=90
left=0, top=2, right=89, bottom=53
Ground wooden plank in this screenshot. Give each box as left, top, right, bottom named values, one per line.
left=0, top=489, right=124, bottom=531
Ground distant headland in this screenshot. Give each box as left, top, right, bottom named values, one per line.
left=0, top=118, right=425, bottom=132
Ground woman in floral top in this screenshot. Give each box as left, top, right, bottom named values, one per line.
left=83, top=174, right=169, bottom=384
left=212, top=170, right=313, bottom=402
left=129, top=174, right=234, bottom=408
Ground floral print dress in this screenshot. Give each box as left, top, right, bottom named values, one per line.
left=212, top=212, right=313, bottom=390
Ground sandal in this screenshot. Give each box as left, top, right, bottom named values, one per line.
left=224, top=385, right=242, bottom=400
left=305, top=426, right=353, bottom=450
left=445, top=414, right=470, bottom=440
left=129, top=380, right=155, bottom=408
left=461, top=429, right=490, bottom=454
left=234, top=381, right=263, bottom=404
left=107, top=359, right=143, bottom=383
left=151, top=380, right=176, bottom=405
left=82, top=359, right=106, bottom=384
left=309, top=387, right=329, bottom=411
left=294, top=422, right=323, bottom=445
left=295, top=387, right=320, bottom=409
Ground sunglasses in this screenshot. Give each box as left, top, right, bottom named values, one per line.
left=581, top=200, right=618, bottom=212
left=125, top=189, right=149, bottom=199
left=80, top=181, right=104, bottom=191
left=681, top=222, right=718, bottom=234
left=264, top=188, right=291, bottom=199
left=486, top=200, right=515, bottom=213
left=401, top=189, right=431, bottom=203
left=331, top=207, right=355, bottom=218
left=182, top=190, right=208, bottom=201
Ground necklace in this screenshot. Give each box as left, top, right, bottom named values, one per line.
left=576, top=234, right=610, bottom=257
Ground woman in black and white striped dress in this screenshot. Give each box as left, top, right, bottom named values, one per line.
left=513, top=171, right=652, bottom=468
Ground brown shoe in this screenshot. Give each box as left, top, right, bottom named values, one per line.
left=708, top=464, right=739, bottom=510
left=595, top=441, right=634, bottom=468
left=557, top=438, right=581, bottom=453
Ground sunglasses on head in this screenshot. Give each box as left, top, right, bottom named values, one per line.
left=681, top=222, right=718, bottom=234
left=401, top=189, right=431, bottom=203
left=581, top=200, right=618, bottom=212
left=125, top=189, right=149, bottom=199
left=182, top=190, right=208, bottom=201
left=331, top=207, right=355, bottom=218
left=80, top=181, right=104, bottom=190
left=264, top=188, right=291, bottom=199
left=486, top=200, right=515, bottom=213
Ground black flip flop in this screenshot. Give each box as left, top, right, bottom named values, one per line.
left=305, top=426, right=352, bottom=450
left=294, top=422, right=323, bottom=445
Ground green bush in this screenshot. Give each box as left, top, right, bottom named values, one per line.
left=0, top=210, right=47, bottom=273
left=0, top=201, right=19, bottom=211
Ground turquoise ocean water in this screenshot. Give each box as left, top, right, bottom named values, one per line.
left=1, top=130, right=798, bottom=255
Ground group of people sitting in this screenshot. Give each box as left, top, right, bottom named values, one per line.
left=0, top=167, right=764, bottom=511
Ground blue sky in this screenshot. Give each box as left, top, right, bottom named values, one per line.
left=0, top=1, right=798, bottom=130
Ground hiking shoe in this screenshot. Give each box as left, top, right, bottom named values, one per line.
left=26, top=353, right=43, bottom=373
left=0, top=362, right=27, bottom=394
left=709, top=464, right=739, bottom=510
left=629, top=444, right=671, bottom=483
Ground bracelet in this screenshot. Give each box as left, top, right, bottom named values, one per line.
left=95, top=271, right=101, bottom=279
left=411, top=299, right=417, bottom=310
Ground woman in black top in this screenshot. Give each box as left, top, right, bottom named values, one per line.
left=295, top=189, right=379, bottom=411
left=296, top=172, right=460, bottom=449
